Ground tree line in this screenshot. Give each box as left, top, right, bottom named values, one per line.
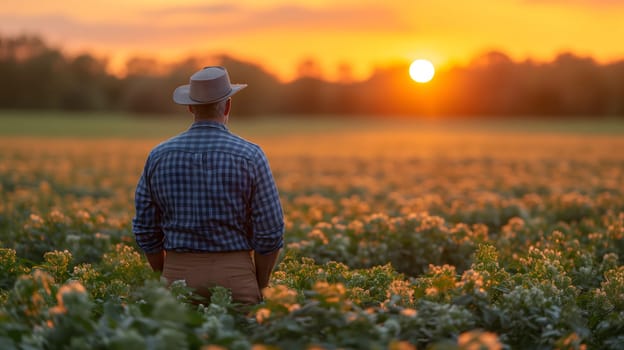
left=1, top=34, right=623, bottom=117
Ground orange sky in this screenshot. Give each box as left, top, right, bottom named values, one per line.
left=1, top=0, right=623, bottom=81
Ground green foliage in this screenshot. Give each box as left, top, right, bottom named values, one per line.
left=0, top=248, right=29, bottom=291
left=39, top=250, right=73, bottom=283
left=289, top=213, right=487, bottom=276
left=1, top=127, right=624, bottom=349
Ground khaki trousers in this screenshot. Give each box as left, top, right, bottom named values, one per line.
left=162, top=250, right=262, bottom=305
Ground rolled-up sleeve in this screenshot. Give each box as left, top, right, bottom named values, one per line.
left=132, top=159, right=164, bottom=254
left=250, top=149, right=284, bottom=255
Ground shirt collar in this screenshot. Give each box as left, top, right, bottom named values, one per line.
left=189, top=120, right=229, bottom=132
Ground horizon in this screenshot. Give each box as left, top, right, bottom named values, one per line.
left=1, top=31, right=622, bottom=85
left=2, top=0, right=624, bottom=82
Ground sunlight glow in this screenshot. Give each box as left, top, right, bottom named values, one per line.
left=409, top=59, right=435, bottom=83
left=2, top=1, right=623, bottom=82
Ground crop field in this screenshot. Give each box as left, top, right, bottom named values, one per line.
left=0, top=113, right=623, bottom=349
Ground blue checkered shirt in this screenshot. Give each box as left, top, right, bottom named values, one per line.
left=132, top=121, right=284, bottom=255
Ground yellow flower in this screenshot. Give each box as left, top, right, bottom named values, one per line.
left=389, top=341, right=416, bottom=350
left=307, top=229, right=329, bottom=245
left=28, top=213, right=44, bottom=228
left=306, top=345, right=327, bottom=350
left=251, top=345, right=280, bottom=350
left=425, top=287, right=438, bottom=296
left=76, top=209, right=91, bottom=222
left=313, top=281, right=346, bottom=304
left=287, top=303, right=301, bottom=312
left=201, top=346, right=228, bottom=350
left=458, top=330, right=502, bottom=350
left=400, top=308, right=417, bottom=317
left=53, top=280, right=87, bottom=312
left=387, top=279, right=414, bottom=304
left=262, top=285, right=298, bottom=306
left=255, top=308, right=271, bottom=324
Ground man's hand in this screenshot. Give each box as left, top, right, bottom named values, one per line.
left=146, top=251, right=165, bottom=272
left=254, top=249, right=281, bottom=290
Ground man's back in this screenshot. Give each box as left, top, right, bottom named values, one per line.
left=132, top=66, right=283, bottom=304
left=133, top=120, right=284, bottom=255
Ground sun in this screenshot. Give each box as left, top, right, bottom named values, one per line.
left=409, top=59, right=435, bottom=83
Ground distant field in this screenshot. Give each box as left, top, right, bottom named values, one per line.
left=1, top=110, right=624, bottom=139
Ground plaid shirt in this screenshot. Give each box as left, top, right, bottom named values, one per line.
left=132, top=121, right=284, bottom=255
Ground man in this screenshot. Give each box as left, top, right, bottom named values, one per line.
left=132, top=66, right=284, bottom=305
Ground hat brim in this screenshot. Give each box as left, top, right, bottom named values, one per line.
left=172, top=84, right=247, bottom=105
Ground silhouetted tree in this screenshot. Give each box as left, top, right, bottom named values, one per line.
left=216, top=55, right=282, bottom=116
left=1, top=33, right=623, bottom=118
left=605, top=61, right=624, bottom=115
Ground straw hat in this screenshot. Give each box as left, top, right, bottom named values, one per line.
left=173, top=66, right=247, bottom=105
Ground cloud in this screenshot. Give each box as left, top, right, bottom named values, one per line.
left=143, top=3, right=411, bottom=33
left=143, top=4, right=241, bottom=16
left=0, top=4, right=411, bottom=48
left=0, top=14, right=195, bottom=46
left=0, top=13, right=257, bottom=47
left=240, top=4, right=410, bottom=32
